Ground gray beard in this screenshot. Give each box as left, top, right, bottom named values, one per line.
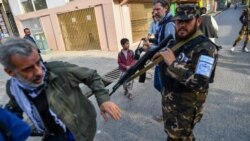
left=16, top=74, right=45, bottom=88
left=159, top=13, right=166, bottom=22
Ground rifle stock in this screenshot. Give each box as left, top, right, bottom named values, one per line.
left=109, top=35, right=174, bottom=96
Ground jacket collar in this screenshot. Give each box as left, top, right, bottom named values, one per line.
left=159, top=12, right=172, bottom=25
left=47, top=71, right=58, bottom=81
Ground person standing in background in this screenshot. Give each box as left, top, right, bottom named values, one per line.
left=143, top=0, right=175, bottom=122
left=231, top=5, right=250, bottom=52
left=148, top=11, right=159, bottom=38
left=118, top=38, right=135, bottom=100
left=200, top=7, right=219, bottom=43
left=23, top=28, right=41, bottom=53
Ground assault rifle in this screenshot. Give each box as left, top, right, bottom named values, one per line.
left=109, top=35, right=174, bottom=96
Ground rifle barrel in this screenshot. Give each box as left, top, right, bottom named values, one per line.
left=109, top=35, right=174, bottom=95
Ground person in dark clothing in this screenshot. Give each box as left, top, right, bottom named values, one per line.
left=0, top=107, right=31, bottom=141
left=156, top=4, right=218, bottom=141
left=200, top=7, right=219, bottom=43
left=231, top=5, right=250, bottom=52
left=23, top=28, right=41, bottom=53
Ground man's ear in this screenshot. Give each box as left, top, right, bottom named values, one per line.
left=196, top=16, right=202, bottom=27
left=4, top=68, right=15, bottom=77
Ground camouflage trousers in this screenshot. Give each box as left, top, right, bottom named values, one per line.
left=162, top=90, right=207, bottom=141
left=233, top=25, right=250, bottom=48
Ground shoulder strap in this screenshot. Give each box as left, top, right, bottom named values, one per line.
left=159, top=15, right=173, bottom=42
left=127, top=31, right=204, bottom=82
left=171, top=30, right=204, bottom=51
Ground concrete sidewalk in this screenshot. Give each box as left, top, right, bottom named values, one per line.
left=41, top=50, right=119, bottom=76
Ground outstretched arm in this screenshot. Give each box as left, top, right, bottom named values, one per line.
left=100, top=101, right=121, bottom=121
left=63, top=62, right=122, bottom=120
left=82, top=68, right=121, bottom=120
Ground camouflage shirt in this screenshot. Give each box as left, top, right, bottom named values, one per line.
left=161, top=34, right=218, bottom=93
left=240, top=8, right=250, bottom=30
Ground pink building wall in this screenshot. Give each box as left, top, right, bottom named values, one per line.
left=14, top=0, right=132, bottom=52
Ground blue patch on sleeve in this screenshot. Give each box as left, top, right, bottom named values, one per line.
left=195, top=55, right=215, bottom=77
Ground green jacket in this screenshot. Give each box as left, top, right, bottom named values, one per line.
left=6, top=61, right=110, bottom=141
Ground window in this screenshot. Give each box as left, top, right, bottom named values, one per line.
left=20, top=0, right=47, bottom=13
left=33, top=0, right=47, bottom=10
left=22, top=18, right=49, bottom=51
left=22, top=18, right=43, bottom=33
left=20, top=0, right=34, bottom=13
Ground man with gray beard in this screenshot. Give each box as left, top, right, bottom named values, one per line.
left=0, top=38, right=121, bottom=141
left=143, top=0, right=175, bottom=122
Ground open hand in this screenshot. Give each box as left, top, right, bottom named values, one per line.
left=100, top=101, right=121, bottom=121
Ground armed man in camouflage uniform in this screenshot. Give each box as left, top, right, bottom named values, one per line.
left=158, top=5, right=219, bottom=141
left=231, top=5, right=250, bottom=52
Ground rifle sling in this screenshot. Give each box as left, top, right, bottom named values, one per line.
left=128, top=31, right=203, bottom=82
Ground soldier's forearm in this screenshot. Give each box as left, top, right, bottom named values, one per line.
left=167, top=61, right=189, bottom=81
left=167, top=62, right=210, bottom=92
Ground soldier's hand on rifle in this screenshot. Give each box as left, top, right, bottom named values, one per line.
left=100, top=101, right=121, bottom=121
left=160, top=48, right=176, bottom=66
left=152, top=52, right=161, bottom=61
left=142, top=38, right=152, bottom=49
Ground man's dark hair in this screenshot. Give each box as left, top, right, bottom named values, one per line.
left=120, top=38, right=129, bottom=45
left=152, top=0, right=169, bottom=8
left=200, top=7, right=207, bottom=15
left=23, top=28, right=30, bottom=33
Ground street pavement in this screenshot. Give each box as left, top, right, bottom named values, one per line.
left=0, top=6, right=249, bottom=141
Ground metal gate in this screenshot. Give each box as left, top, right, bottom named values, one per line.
left=129, top=3, right=152, bottom=42
left=58, top=8, right=100, bottom=51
